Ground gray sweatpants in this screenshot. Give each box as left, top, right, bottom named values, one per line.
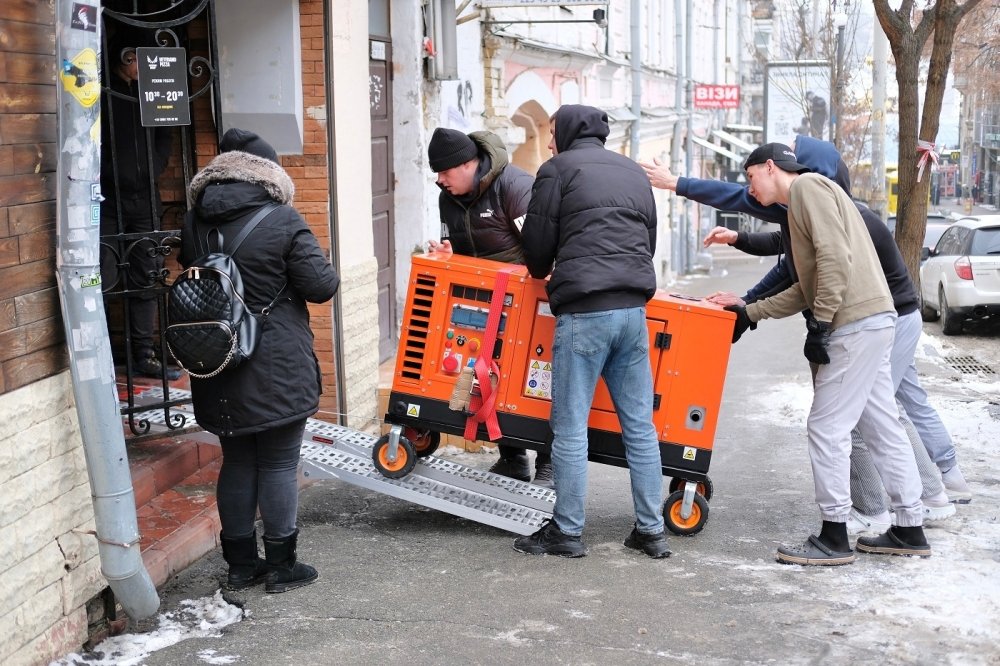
left=808, top=315, right=923, bottom=527
left=850, top=407, right=944, bottom=515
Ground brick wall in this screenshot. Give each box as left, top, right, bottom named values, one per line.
left=0, top=3, right=66, bottom=397
left=0, top=373, right=103, bottom=666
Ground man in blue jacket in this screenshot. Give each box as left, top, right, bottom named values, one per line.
left=516, top=105, right=669, bottom=559
left=639, top=136, right=972, bottom=514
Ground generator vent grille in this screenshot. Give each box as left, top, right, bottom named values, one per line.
left=401, top=273, right=436, bottom=380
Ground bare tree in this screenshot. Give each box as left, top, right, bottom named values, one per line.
left=873, top=0, right=984, bottom=286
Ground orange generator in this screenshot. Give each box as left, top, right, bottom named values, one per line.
left=377, top=252, right=736, bottom=534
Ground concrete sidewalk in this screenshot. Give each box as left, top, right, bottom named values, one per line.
left=932, top=197, right=998, bottom=220
left=100, top=253, right=1000, bottom=666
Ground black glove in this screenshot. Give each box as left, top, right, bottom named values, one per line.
left=723, top=305, right=757, bottom=343
left=804, top=318, right=832, bottom=364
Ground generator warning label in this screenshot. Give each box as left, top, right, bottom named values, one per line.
left=406, top=404, right=420, bottom=417
left=682, top=447, right=697, bottom=461
left=524, top=360, right=552, bottom=400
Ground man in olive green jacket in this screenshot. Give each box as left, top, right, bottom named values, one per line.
left=727, top=143, right=929, bottom=566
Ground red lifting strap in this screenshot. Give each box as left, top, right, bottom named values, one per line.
left=464, top=267, right=515, bottom=442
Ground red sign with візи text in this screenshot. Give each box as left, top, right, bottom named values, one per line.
left=694, top=84, right=740, bottom=109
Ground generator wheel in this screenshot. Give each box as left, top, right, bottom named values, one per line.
left=668, top=475, right=714, bottom=502
left=372, top=434, right=417, bottom=479
left=663, top=490, right=709, bottom=536
left=404, top=428, right=441, bottom=457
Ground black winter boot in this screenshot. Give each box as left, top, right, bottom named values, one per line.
left=220, top=531, right=269, bottom=591
left=262, top=529, right=318, bottom=593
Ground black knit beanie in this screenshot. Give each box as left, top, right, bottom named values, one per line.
left=428, top=128, right=477, bottom=172
left=219, top=128, right=279, bottom=164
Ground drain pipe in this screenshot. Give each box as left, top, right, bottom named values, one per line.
left=323, top=0, right=348, bottom=426
left=55, top=3, right=159, bottom=620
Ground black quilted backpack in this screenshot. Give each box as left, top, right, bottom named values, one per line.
left=165, top=203, right=283, bottom=378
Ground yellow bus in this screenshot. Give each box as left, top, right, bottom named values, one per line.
left=886, top=165, right=898, bottom=214
left=886, top=165, right=931, bottom=214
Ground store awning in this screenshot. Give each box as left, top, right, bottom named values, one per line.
left=691, top=136, right=744, bottom=164
left=712, top=129, right=755, bottom=154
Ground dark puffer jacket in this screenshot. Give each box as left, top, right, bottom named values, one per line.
left=179, top=151, right=340, bottom=437
left=438, top=131, right=534, bottom=263
left=522, top=105, right=657, bottom=315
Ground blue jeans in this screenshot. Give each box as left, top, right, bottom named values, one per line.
left=891, top=310, right=957, bottom=471
left=550, top=307, right=665, bottom=536
left=217, top=419, right=306, bottom=539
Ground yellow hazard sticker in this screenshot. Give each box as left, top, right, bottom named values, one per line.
left=61, top=48, right=100, bottom=108
left=406, top=404, right=420, bottom=417
left=682, top=447, right=697, bottom=461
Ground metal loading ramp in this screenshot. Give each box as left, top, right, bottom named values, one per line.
left=125, top=387, right=554, bottom=535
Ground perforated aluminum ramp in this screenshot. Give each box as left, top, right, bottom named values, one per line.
left=126, top=387, right=554, bottom=535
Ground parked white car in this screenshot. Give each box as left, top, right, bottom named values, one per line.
left=919, top=215, right=1000, bottom=335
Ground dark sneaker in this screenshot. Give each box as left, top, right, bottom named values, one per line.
left=532, top=462, right=554, bottom=489
left=624, top=527, right=672, bottom=559
left=513, top=520, right=586, bottom=557
left=134, top=354, right=182, bottom=381
left=856, top=527, right=932, bottom=558
left=776, top=535, right=856, bottom=566
left=488, top=455, right=531, bottom=482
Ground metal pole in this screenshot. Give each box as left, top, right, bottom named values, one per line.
left=684, top=0, right=693, bottom=272
left=835, top=23, right=845, bottom=148
left=55, top=1, right=159, bottom=620
left=671, top=0, right=684, bottom=275
left=629, top=0, right=642, bottom=160
left=871, top=16, right=888, bottom=221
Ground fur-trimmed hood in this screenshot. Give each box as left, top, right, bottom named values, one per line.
left=188, top=150, right=295, bottom=207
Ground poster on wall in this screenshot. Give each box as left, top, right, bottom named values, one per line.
left=764, top=61, right=831, bottom=145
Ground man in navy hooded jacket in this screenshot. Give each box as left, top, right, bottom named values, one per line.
left=639, top=136, right=972, bottom=511
left=515, top=105, right=670, bottom=560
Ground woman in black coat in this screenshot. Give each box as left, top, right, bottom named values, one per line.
left=179, top=128, right=339, bottom=593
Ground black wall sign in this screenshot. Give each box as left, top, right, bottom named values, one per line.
left=136, top=47, right=191, bottom=127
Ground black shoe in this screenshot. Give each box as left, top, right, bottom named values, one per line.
left=513, top=519, right=586, bottom=557
left=220, top=531, right=269, bottom=591
left=624, top=526, right=672, bottom=559
left=856, top=526, right=932, bottom=558
left=262, top=529, right=319, bottom=593
left=488, top=455, right=531, bottom=482
left=532, top=462, right=554, bottom=489
left=134, top=353, right=182, bottom=381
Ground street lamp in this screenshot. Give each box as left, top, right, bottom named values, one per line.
left=833, top=7, right=848, bottom=148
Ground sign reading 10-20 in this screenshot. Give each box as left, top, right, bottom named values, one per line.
left=136, top=47, right=191, bottom=127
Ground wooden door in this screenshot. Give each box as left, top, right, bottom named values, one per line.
left=370, top=39, right=396, bottom=361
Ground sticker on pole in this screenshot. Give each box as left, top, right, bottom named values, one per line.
left=60, top=48, right=100, bottom=108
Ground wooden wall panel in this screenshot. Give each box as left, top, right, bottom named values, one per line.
left=0, top=83, right=57, bottom=114
left=0, top=2, right=66, bottom=396
left=0, top=20, right=56, bottom=56
left=0, top=1, right=57, bottom=25
left=0, top=113, right=57, bottom=145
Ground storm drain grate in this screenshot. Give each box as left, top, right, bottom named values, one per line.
left=944, top=355, right=996, bottom=376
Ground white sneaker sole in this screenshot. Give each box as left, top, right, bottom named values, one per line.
left=924, top=503, right=956, bottom=521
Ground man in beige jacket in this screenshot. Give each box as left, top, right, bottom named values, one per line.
left=726, top=143, right=930, bottom=566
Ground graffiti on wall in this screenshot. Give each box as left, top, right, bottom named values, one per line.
left=446, top=79, right=475, bottom=128
left=370, top=74, right=384, bottom=112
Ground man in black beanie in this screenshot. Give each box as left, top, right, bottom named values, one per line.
left=426, top=127, right=552, bottom=487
